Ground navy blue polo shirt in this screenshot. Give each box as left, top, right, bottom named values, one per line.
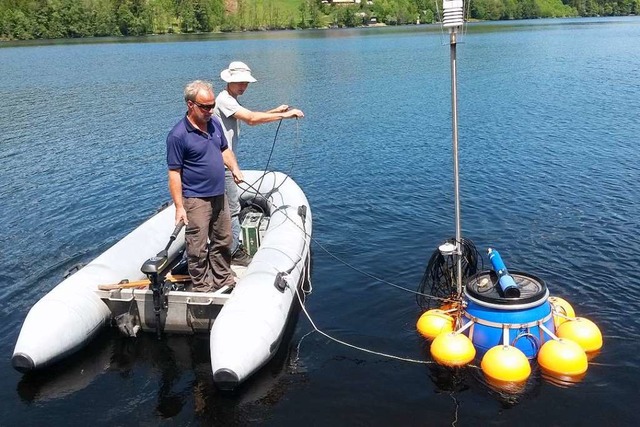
left=166, top=115, right=228, bottom=198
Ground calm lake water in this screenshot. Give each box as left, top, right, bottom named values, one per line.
left=2, top=17, right=640, bottom=425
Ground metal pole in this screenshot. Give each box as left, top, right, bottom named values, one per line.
left=449, top=30, right=463, bottom=296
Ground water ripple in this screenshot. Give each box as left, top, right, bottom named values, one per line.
left=2, top=18, right=640, bottom=425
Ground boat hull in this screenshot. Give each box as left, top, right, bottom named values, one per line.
left=12, top=205, right=184, bottom=371
left=210, top=171, right=312, bottom=390
left=13, top=170, right=312, bottom=393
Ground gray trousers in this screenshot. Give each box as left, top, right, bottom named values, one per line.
left=183, top=195, right=234, bottom=291
left=225, top=170, right=241, bottom=254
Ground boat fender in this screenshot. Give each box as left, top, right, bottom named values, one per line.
left=63, top=263, right=85, bottom=279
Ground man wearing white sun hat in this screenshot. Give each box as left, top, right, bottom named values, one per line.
left=214, top=61, right=305, bottom=266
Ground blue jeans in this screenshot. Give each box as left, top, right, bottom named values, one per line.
left=225, top=170, right=241, bottom=254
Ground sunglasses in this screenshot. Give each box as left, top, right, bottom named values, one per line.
left=192, top=100, right=216, bottom=111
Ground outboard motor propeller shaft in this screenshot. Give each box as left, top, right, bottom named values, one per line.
left=140, top=221, right=184, bottom=339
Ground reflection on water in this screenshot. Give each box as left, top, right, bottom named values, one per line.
left=17, top=304, right=304, bottom=420
left=17, top=331, right=113, bottom=403
left=426, top=353, right=592, bottom=408
left=3, top=17, right=640, bottom=426
left=539, top=369, right=587, bottom=389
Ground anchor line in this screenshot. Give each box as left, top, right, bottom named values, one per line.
left=239, top=182, right=450, bottom=303
left=242, top=120, right=284, bottom=205
left=237, top=123, right=448, bottom=304
left=301, top=226, right=450, bottom=302
left=449, top=391, right=460, bottom=427
left=293, top=284, right=432, bottom=365
left=262, top=119, right=282, bottom=173
left=293, top=281, right=482, bottom=373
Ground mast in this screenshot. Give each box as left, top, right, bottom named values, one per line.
left=442, top=0, right=465, bottom=295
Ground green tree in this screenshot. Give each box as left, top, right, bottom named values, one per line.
left=263, top=0, right=283, bottom=29
left=178, top=0, right=198, bottom=32
left=308, top=0, right=323, bottom=27
left=372, top=0, right=394, bottom=23
left=59, top=0, right=92, bottom=37
left=298, top=0, right=309, bottom=28
left=116, top=0, right=150, bottom=36
left=206, top=0, right=225, bottom=30
left=1, top=0, right=638, bottom=41
left=146, top=0, right=176, bottom=34
left=337, top=5, right=358, bottom=27
left=5, top=9, right=35, bottom=39
left=194, top=0, right=212, bottom=32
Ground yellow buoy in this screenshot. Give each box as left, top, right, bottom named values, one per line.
left=548, top=296, right=575, bottom=327
left=537, top=338, right=588, bottom=376
left=430, top=332, right=476, bottom=367
left=556, top=317, right=603, bottom=353
left=417, top=309, right=454, bottom=340
left=481, top=345, right=531, bottom=383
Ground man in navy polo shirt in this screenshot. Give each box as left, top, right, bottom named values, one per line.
left=167, top=80, right=243, bottom=292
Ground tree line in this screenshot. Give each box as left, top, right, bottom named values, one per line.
left=1, top=0, right=638, bottom=41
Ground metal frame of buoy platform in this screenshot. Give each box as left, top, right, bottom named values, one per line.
left=418, top=264, right=602, bottom=384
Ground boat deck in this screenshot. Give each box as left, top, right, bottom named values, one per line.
left=95, top=265, right=248, bottom=335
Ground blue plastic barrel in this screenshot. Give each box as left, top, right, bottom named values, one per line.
left=462, top=271, right=555, bottom=358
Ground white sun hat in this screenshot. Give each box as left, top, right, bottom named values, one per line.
left=220, top=61, right=257, bottom=83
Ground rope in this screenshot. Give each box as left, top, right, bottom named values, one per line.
left=236, top=119, right=448, bottom=305
left=294, top=284, right=432, bottom=365
left=243, top=117, right=303, bottom=205
left=291, top=207, right=452, bottom=301
left=239, top=120, right=283, bottom=209
left=239, top=198, right=460, bottom=316
left=241, top=175, right=452, bottom=306
left=285, top=118, right=302, bottom=179
left=293, top=282, right=484, bottom=373
left=232, top=117, right=466, bottom=363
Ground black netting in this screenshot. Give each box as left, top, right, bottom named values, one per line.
left=416, top=238, right=482, bottom=310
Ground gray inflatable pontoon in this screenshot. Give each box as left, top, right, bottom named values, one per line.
left=12, top=170, right=312, bottom=391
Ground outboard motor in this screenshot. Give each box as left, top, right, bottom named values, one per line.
left=141, top=221, right=184, bottom=339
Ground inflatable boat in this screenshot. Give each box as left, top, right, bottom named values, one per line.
left=12, top=170, right=312, bottom=390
